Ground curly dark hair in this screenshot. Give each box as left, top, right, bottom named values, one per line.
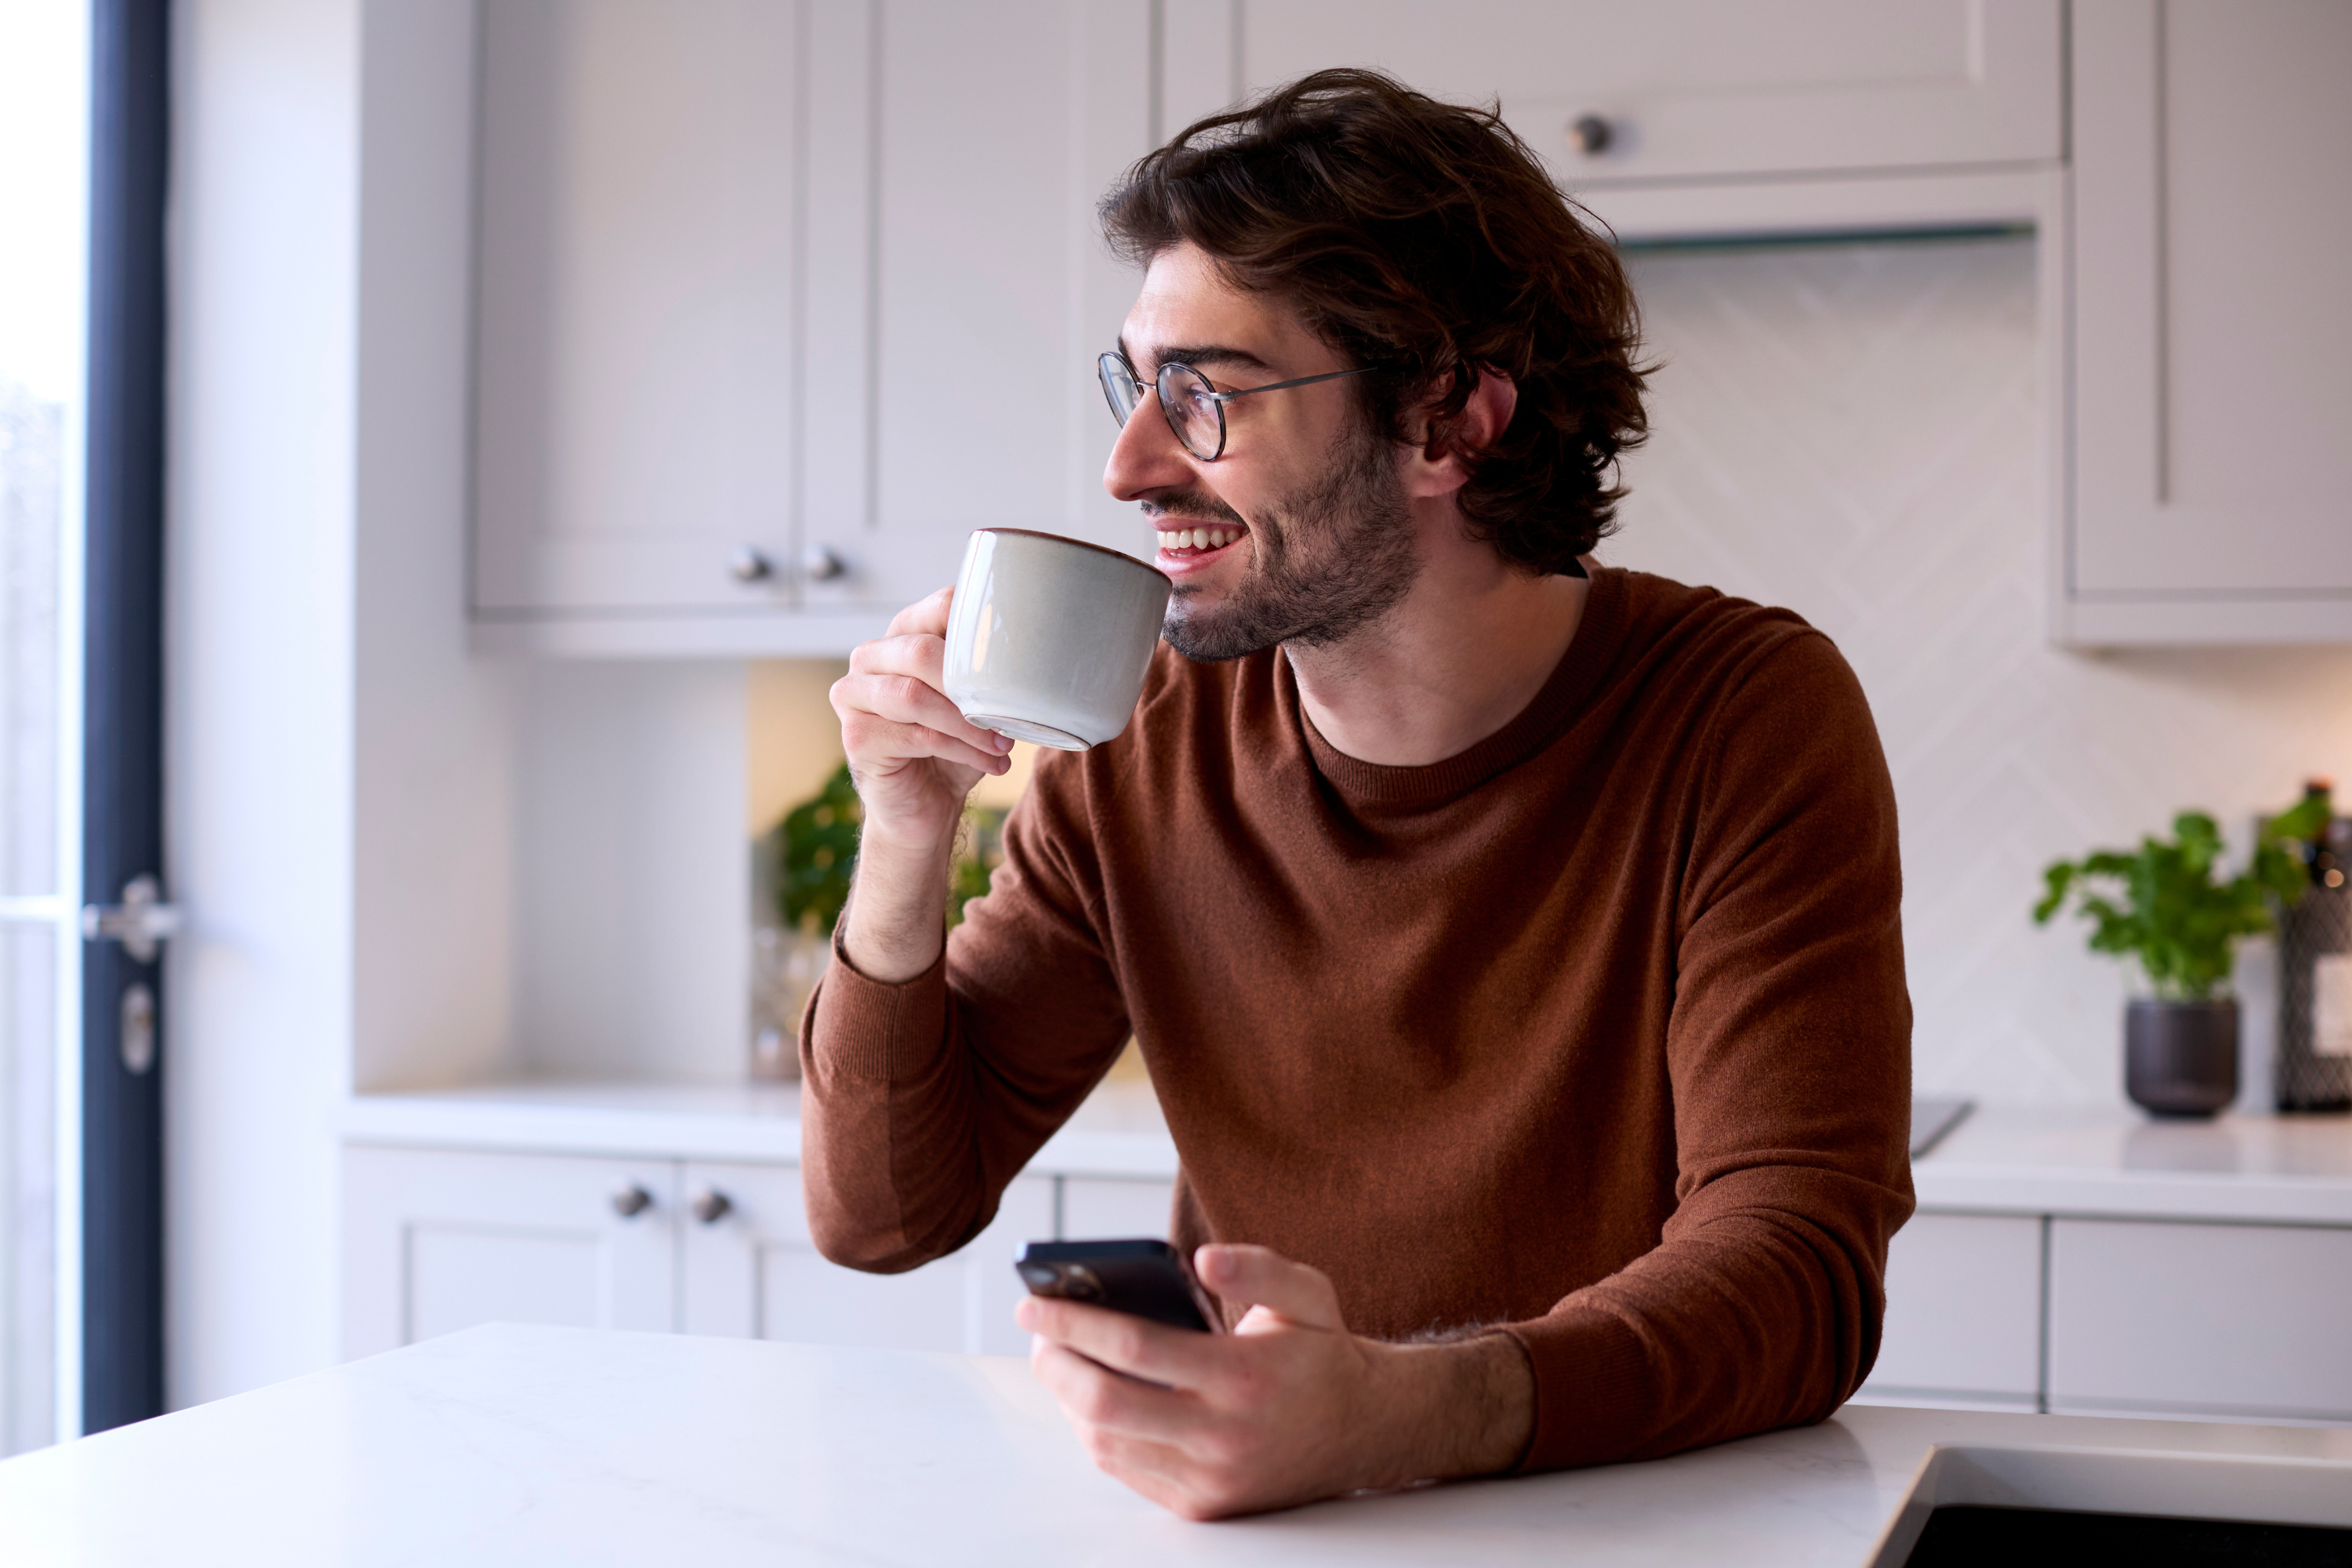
left=1099, top=68, right=1649, bottom=573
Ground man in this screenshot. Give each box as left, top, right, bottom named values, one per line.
left=807, top=70, right=1912, bottom=1519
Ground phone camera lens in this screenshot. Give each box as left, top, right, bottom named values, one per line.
left=1056, top=1264, right=1105, bottom=1303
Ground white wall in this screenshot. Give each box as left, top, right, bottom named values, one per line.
left=350, top=0, right=517, bottom=1095
left=510, top=660, right=747, bottom=1083
left=167, top=0, right=360, bottom=1409
left=1606, top=234, right=2352, bottom=1109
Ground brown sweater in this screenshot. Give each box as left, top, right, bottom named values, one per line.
left=801, top=565, right=1915, bottom=1474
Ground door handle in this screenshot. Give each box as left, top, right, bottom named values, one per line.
left=81, top=873, right=183, bottom=963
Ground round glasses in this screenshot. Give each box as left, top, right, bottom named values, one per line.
left=1098, top=351, right=1376, bottom=462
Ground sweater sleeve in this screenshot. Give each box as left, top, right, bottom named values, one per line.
left=797, top=750, right=1133, bottom=1272
left=1503, top=630, right=1916, bottom=1472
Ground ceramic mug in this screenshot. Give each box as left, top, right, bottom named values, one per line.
left=941, top=528, right=1172, bottom=751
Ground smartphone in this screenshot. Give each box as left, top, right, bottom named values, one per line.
left=1014, top=1239, right=1223, bottom=1333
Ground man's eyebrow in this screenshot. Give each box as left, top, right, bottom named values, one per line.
left=1117, top=336, right=1276, bottom=376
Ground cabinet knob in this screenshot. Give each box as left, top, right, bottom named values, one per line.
left=802, top=543, right=847, bottom=583
left=611, top=1183, right=654, bottom=1218
left=1567, top=114, right=1615, bottom=156
left=691, top=1187, right=733, bottom=1225
left=728, top=545, right=774, bottom=583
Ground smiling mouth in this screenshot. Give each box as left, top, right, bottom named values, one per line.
left=1155, top=525, right=1245, bottom=558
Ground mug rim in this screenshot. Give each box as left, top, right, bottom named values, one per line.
left=975, top=527, right=1171, bottom=586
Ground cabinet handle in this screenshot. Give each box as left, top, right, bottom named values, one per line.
left=611, top=1183, right=654, bottom=1218
left=1567, top=114, right=1614, bottom=156
left=691, top=1187, right=733, bottom=1225
left=728, top=545, right=774, bottom=583
left=802, top=543, right=847, bottom=582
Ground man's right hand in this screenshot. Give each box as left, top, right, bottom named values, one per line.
left=827, top=587, right=1014, bottom=982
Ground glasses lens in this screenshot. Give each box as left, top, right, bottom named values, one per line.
left=1157, top=362, right=1223, bottom=460
left=1099, top=354, right=1142, bottom=426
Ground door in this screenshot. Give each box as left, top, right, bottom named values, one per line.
left=0, top=0, right=95, bottom=1453
left=472, top=0, right=804, bottom=619
left=470, top=0, right=1160, bottom=635
left=340, top=1145, right=679, bottom=1359
left=680, top=1161, right=1053, bottom=1356
left=1165, top=1, right=2061, bottom=188
left=2065, top=0, right=2352, bottom=642
left=2047, top=1218, right=2352, bottom=1422
left=1859, top=1212, right=2044, bottom=1410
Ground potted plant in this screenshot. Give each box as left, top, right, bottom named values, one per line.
left=2033, top=797, right=2329, bottom=1116
left=748, top=763, right=1007, bottom=1080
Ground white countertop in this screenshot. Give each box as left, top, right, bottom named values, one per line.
left=342, top=1080, right=2352, bottom=1223
left=4, top=1323, right=2347, bottom=1566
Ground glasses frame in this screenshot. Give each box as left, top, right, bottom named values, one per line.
left=1098, top=350, right=1377, bottom=462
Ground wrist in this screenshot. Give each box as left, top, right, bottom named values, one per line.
left=1361, top=1332, right=1534, bottom=1486
left=838, top=833, right=959, bottom=985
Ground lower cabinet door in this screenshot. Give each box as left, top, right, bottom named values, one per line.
left=341, top=1145, right=679, bottom=1359
left=679, top=1162, right=1054, bottom=1356
left=1858, top=1211, right=2044, bottom=1410
left=2048, top=1218, right=2352, bottom=1422
left=1060, top=1177, right=1176, bottom=1242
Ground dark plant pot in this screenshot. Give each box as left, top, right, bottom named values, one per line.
left=2125, top=999, right=2238, bottom=1118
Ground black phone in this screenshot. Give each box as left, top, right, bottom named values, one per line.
left=1015, top=1239, right=1222, bottom=1333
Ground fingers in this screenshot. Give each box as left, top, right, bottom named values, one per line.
left=1195, top=1245, right=1346, bottom=1333
left=1017, top=1297, right=1222, bottom=1392
left=833, top=691, right=1007, bottom=780
left=883, top=584, right=956, bottom=639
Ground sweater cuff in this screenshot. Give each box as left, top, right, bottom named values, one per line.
left=801, top=927, right=953, bottom=1084
left=1502, top=1305, right=1658, bottom=1473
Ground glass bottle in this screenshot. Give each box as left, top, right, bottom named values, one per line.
left=2278, top=779, right=2352, bottom=1112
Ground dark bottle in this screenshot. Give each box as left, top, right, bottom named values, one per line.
left=2278, top=779, right=2352, bottom=1112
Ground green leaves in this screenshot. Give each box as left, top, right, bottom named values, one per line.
left=779, top=762, right=865, bottom=935
left=771, top=760, right=1007, bottom=935
left=2032, top=801, right=2320, bottom=1001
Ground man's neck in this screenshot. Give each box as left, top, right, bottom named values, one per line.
left=1286, top=545, right=1590, bottom=769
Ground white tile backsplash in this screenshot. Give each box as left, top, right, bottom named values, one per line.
left=1605, top=235, right=2352, bottom=1108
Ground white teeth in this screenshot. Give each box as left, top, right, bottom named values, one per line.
left=1155, top=527, right=1242, bottom=551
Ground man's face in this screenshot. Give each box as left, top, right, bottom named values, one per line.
left=1105, top=244, right=1420, bottom=662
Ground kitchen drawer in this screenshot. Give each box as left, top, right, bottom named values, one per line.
left=679, top=1161, right=1053, bottom=1356
left=342, top=1145, right=678, bottom=1358
left=2049, top=1219, right=2352, bottom=1422
left=1860, top=1212, right=2043, bottom=1408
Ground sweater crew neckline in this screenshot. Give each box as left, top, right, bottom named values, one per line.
left=1288, top=567, right=1628, bottom=811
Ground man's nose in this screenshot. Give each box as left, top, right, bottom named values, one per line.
left=1104, top=385, right=1196, bottom=503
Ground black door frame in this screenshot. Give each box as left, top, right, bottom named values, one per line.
left=81, top=0, right=170, bottom=1435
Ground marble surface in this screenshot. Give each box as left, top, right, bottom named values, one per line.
left=5, top=1324, right=2350, bottom=1567
left=1912, top=1105, right=2352, bottom=1224
left=346, top=1079, right=2352, bottom=1222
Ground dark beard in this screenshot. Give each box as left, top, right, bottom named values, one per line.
left=1159, top=421, right=1420, bottom=662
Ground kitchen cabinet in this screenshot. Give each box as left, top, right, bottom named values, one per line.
left=1167, top=1, right=2060, bottom=190
left=679, top=1160, right=1051, bottom=1356
left=343, top=1145, right=1050, bottom=1359
left=2048, top=1218, right=2352, bottom=1422
left=343, top=1146, right=681, bottom=1356
left=1861, top=1212, right=2045, bottom=1410
left=2060, top=0, right=2352, bottom=644
left=470, top=0, right=1155, bottom=655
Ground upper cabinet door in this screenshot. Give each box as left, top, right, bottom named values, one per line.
left=470, top=0, right=1156, bottom=640
left=1167, top=1, right=2060, bottom=187
left=473, top=0, right=803, bottom=619
left=845, top=0, right=1156, bottom=616
left=2064, top=0, right=2352, bottom=644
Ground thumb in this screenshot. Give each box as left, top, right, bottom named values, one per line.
left=1195, top=1244, right=1345, bottom=1334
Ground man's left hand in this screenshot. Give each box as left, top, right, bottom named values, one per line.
left=1015, top=1243, right=1533, bottom=1519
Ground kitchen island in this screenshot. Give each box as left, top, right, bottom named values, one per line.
left=4, top=1323, right=2349, bottom=1566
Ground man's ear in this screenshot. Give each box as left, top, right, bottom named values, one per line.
left=1400, top=366, right=1518, bottom=501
